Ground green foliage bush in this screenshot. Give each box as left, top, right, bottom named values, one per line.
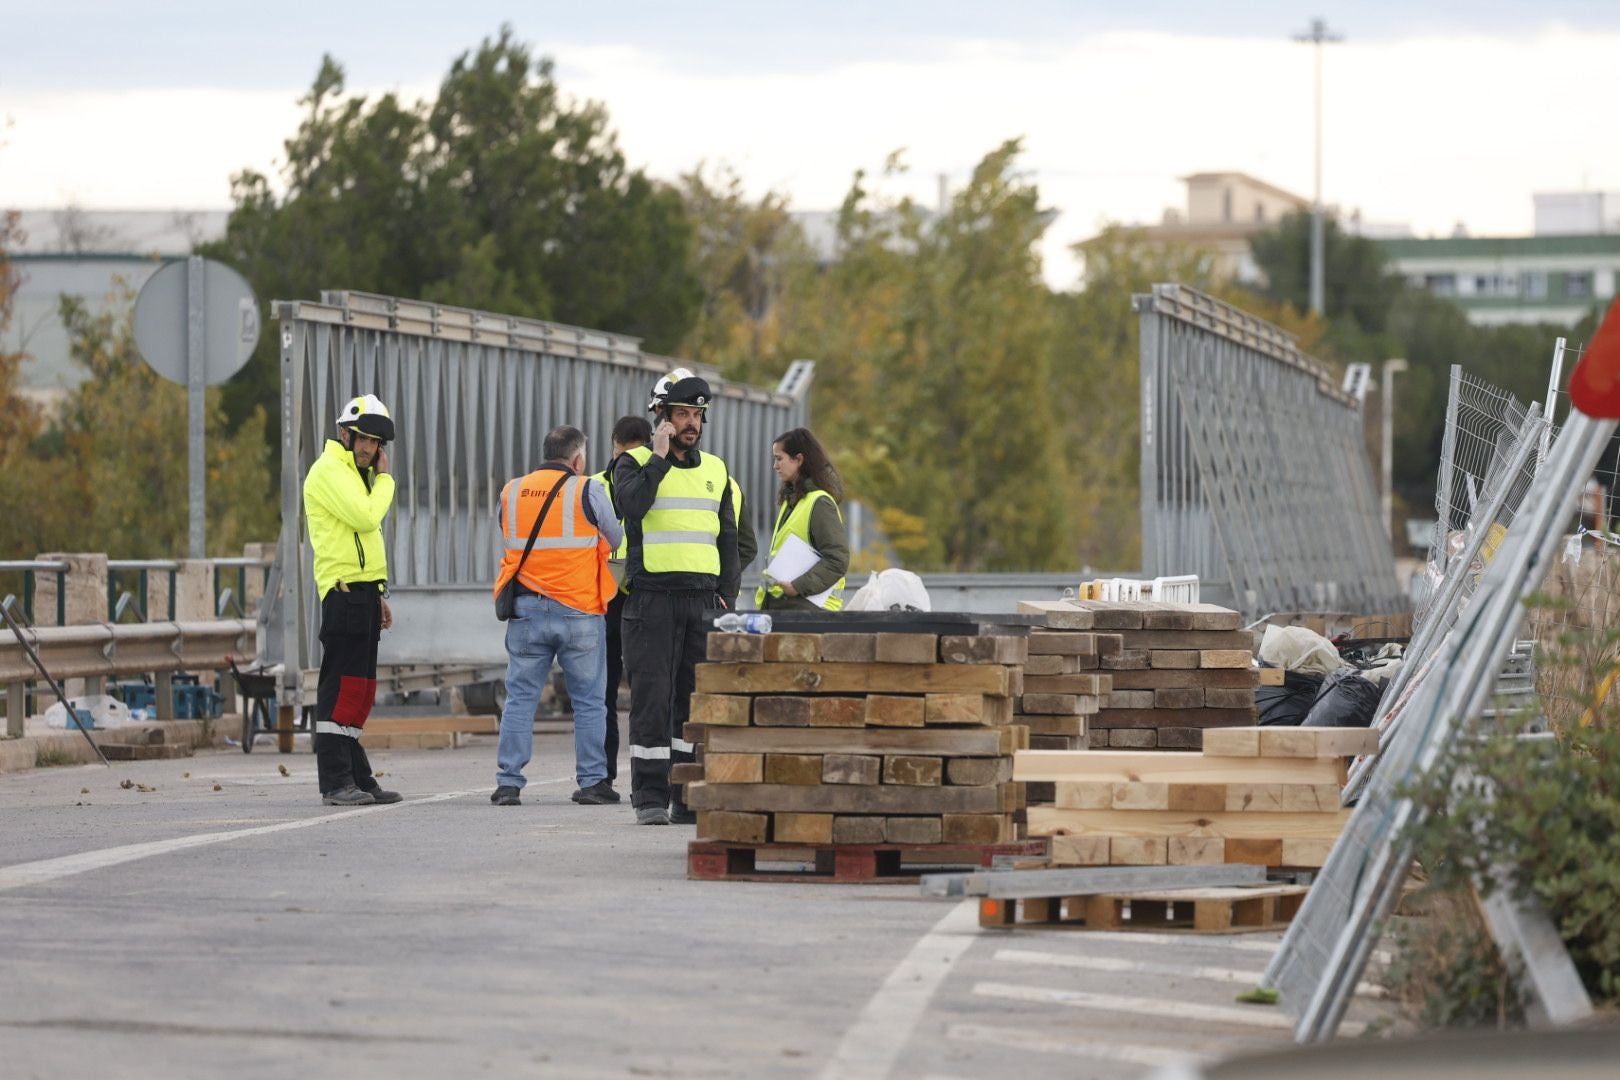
left=1398, top=675, right=1620, bottom=1012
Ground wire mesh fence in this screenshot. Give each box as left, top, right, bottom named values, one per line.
left=1524, top=341, right=1620, bottom=734
left=1415, top=366, right=1536, bottom=629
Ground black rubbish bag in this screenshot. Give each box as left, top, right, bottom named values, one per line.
left=1303, top=667, right=1383, bottom=728
left=1256, top=668, right=1323, bottom=727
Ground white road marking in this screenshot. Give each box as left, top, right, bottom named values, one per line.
left=946, top=1022, right=1217, bottom=1068
left=818, top=899, right=979, bottom=1080
left=995, top=947, right=1267, bottom=984
left=1071, top=930, right=1282, bottom=954
left=972, top=981, right=1373, bottom=1034
left=0, top=780, right=568, bottom=892
left=993, top=948, right=1388, bottom=999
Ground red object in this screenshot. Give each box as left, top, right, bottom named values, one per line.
left=1568, top=299, right=1620, bottom=418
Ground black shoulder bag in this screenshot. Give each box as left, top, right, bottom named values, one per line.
left=494, top=472, right=572, bottom=621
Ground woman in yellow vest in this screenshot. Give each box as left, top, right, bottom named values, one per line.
left=757, top=427, right=849, bottom=611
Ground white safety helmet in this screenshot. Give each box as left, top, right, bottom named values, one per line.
left=335, top=394, right=395, bottom=442
left=646, top=367, right=713, bottom=415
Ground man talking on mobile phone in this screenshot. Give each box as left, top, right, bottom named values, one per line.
left=612, top=369, right=741, bottom=826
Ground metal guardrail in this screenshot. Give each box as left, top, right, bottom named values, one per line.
left=2, top=615, right=256, bottom=736
left=0, top=619, right=256, bottom=684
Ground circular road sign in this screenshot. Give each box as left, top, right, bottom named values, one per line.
left=133, top=258, right=261, bottom=386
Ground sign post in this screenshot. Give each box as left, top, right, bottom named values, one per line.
left=133, top=257, right=260, bottom=559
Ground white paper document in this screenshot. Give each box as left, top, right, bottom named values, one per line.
left=765, top=534, right=837, bottom=608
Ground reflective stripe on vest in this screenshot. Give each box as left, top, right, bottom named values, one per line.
left=627, top=446, right=729, bottom=575
left=492, top=470, right=616, bottom=615
left=756, top=488, right=846, bottom=610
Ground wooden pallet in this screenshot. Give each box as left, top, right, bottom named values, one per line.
left=978, top=882, right=1308, bottom=932
left=687, top=839, right=1047, bottom=884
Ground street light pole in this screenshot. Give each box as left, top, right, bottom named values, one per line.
left=1294, top=17, right=1342, bottom=317
left=1383, top=358, right=1408, bottom=540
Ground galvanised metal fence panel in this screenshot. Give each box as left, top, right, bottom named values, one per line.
left=1136, top=284, right=1402, bottom=619
left=270, top=290, right=810, bottom=702
left=1263, top=406, right=1614, bottom=1041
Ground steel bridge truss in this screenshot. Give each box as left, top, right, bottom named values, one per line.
left=1136, top=284, right=1403, bottom=618
left=270, top=290, right=810, bottom=704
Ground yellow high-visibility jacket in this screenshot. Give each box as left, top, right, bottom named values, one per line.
left=303, top=439, right=394, bottom=597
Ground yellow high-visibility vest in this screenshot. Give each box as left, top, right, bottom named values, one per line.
left=756, top=488, right=845, bottom=610
left=626, top=446, right=729, bottom=574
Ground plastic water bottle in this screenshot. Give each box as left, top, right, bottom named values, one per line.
left=714, top=612, right=773, bottom=634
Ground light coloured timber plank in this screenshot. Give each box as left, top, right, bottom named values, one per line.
left=696, top=811, right=768, bottom=844
left=695, top=662, right=1010, bottom=695
left=774, top=812, right=834, bottom=844
left=1027, top=806, right=1351, bottom=840
left=703, top=753, right=764, bottom=784
left=688, top=694, right=752, bottom=727
left=1200, top=728, right=1260, bottom=757
left=1014, top=750, right=1344, bottom=785
left=1259, top=726, right=1381, bottom=758
left=866, top=695, right=926, bottom=727
left=1049, top=835, right=1111, bottom=866
left=1200, top=650, right=1253, bottom=669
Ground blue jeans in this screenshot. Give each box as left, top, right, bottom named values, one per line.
left=496, top=594, right=608, bottom=789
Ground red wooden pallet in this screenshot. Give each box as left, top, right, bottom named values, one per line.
left=687, top=839, right=1047, bottom=883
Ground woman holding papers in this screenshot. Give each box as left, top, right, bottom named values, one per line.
left=757, top=428, right=850, bottom=611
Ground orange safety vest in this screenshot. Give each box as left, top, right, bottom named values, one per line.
left=491, top=468, right=617, bottom=615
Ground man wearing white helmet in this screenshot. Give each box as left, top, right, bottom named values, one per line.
left=302, top=393, right=402, bottom=806
left=613, top=368, right=742, bottom=825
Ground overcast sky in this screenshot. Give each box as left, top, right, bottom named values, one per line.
left=3, top=2, right=1617, bottom=286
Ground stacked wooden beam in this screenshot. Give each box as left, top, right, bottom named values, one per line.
left=1018, top=630, right=1119, bottom=750
left=1017, top=599, right=1258, bottom=750
left=682, top=630, right=1030, bottom=847
left=1013, top=725, right=1378, bottom=868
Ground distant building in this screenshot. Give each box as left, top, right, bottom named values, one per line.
left=1534, top=191, right=1620, bottom=236
left=1132, top=172, right=1310, bottom=284
left=1378, top=192, right=1620, bottom=327
left=1, top=209, right=227, bottom=405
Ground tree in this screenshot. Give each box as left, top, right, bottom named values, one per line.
left=676, top=164, right=818, bottom=385
left=1249, top=210, right=1404, bottom=338
left=0, top=212, right=69, bottom=558
left=52, top=294, right=278, bottom=559
left=203, top=27, right=703, bottom=466
left=761, top=141, right=1076, bottom=571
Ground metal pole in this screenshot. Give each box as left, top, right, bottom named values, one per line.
left=1382, top=358, right=1408, bottom=538
left=1295, top=18, right=1342, bottom=317
left=187, top=256, right=207, bottom=559
left=1543, top=337, right=1567, bottom=464
left=1311, top=43, right=1324, bottom=316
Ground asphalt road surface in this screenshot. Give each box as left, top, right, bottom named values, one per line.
left=0, top=732, right=1394, bottom=1079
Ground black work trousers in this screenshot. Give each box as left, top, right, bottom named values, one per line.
left=603, top=590, right=627, bottom=781
left=622, top=590, right=715, bottom=811
left=314, top=581, right=382, bottom=795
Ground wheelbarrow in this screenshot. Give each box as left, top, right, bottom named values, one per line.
left=226, top=656, right=312, bottom=753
